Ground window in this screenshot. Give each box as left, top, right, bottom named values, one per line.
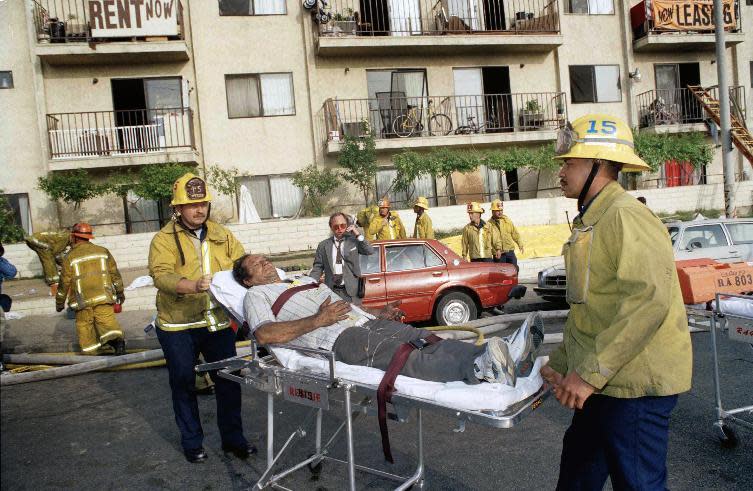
left=0, top=71, right=12, bottom=89
left=1, top=193, right=31, bottom=234
left=123, top=192, right=171, bottom=234
left=225, top=73, right=295, bottom=118
left=385, top=244, right=445, bottom=272
left=666, top=226, right=680, bottom=247
left=566, top=0, right=613, bottom=14
left=360, top=246, right=382, bottom=274
left=219, top=0, right=286, bottom=15
left=237, top=175, right=303, bottom=219
left=569, top=65, right=621, bottom=103
left=680, top=224, right=729, bottom=250
left=375, top=169, right=437, bottom=209
left=726, top=223, right=753, bottom=244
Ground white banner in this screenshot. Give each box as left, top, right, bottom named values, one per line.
left=89, top=0, right=179, bottom=38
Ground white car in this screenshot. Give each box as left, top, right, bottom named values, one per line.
left=534, top=217, right=753, bottom=302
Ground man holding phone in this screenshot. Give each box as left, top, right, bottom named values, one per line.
left=309, top=212, right=374, bottom=303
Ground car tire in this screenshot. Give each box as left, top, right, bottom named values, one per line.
left=435, top=292, right=477, bottom=326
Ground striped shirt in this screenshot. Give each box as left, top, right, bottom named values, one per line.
left=243, top=278, right=374, bottom=351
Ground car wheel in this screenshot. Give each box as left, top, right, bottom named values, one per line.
left=435, top=292, right=477, bottom=325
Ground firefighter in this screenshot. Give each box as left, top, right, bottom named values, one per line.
left=461, top=202, right=499, bottom=262
left=25, top=230, right=72, bottom=296
left=368, top=197, right=407, bottom=240
left=55, top=223, right=126, bottom=355
left=488, top=199, right=525, bottom=267
left=412, top=196, right=434, bottom=239
left=148, top=172, right=254, bottom=463
left=356, top=203, right=379, bottom=230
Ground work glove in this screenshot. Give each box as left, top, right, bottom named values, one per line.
left=56, top=304, right=64, bottom=313
left=117, top=293, right=125, bottom=305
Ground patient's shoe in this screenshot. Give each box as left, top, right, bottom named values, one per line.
left=475, top=337, right=517, bottom=386
left=514, top=312, right=545, bottom=378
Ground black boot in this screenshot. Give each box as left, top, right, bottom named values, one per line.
left=113, top=339, right=126, bottom=356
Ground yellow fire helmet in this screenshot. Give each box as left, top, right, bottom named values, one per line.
left=554, top=114, right=650, bottom=172
left=170, top=173, right=213, bottom=206
left=414, top=197, right=430, bottom=210
left=466, top=202, right=484, bottom=214
left=490, top=199, right=503, bottom=211
left=378, top=197, right=391, bottom=209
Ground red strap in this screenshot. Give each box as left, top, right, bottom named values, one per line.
left=377, top=334, right=442, bottom=463
left=271, top=283, right=319, bottom=317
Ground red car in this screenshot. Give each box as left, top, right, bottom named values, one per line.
left=359, top=239, right=525, bottom=325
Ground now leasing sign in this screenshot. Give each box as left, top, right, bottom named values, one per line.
left=652, top=0, right=736, bottom=31
left=89, top=0, right=179, bottom=38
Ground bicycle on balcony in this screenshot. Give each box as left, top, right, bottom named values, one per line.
left=392, top=98, right=453, bottom=138
left=453, top=114, right=500, bottom=135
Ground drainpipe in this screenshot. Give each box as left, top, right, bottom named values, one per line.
left=185, top=2, right=207, bottom=176
left=713, top=0, right=735, bottom=217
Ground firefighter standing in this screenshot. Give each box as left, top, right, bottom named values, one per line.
left=55, top=223, right=126, bottom=355
left=148, top=173, right=254, bottom=463
left=25, top=230, right=72, bottom=296
left=461, top=202, right=499, bottom=262
left=489, top=199, right=525, bottom=267
left=412, top=197, right=434, bottom=239
left=368, top=198, right=407, bottom=240
left=356, top=204, right=379, bottom=230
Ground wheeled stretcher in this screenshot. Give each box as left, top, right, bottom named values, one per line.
left=201, top=271, right=551, bottom=490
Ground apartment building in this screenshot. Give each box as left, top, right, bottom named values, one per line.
left=1, top=0, right=752, bottom=236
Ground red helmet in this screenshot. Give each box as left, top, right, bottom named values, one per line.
left=71, top=222, right=94, bottom=240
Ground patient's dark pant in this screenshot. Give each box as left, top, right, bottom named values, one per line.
left=332, top=319, right=485, bottom=384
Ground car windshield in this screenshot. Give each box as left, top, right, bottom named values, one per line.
left=667, top=226, right=680, bottom=247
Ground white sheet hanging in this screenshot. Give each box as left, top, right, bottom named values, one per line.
left=238, top=184, right=262, bottom=224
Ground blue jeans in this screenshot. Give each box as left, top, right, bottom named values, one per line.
left=556, top=394, right=678, bottom=491
left=494, top=251, right=518, bottom=268
left=156, top=326, right=246, bottom=452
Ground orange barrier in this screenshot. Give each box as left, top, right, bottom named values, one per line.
left=676, top=259, right=753, bottom=304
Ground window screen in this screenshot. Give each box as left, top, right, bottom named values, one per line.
left=1, top=193, right=31, bottom=234
left=225, top=73, right=294, bottom=118
left=237, top=175, right=302, bottom=219
left=0, top=71, right=13, bottom=89
left=219, top=0, right=286, bottom=15
left=567, top=0, right=613, bottom=13
left=569, top=65, right=621, bottom=103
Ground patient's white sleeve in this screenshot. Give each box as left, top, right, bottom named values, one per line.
left=244, top=290, right=275, bottom=332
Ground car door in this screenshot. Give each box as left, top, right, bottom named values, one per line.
left=723, top=222, right=753, bottom=262
left=384, top=243, right=447, bottom=321
left=359, top=245, right=386, bottom=310
left=675, top=223, right=737, bottom=262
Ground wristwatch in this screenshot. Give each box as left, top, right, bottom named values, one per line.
left=357, top=234, right=364, bottom=242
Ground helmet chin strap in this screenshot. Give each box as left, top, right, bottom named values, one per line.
left=578, top=161, right=601, bottom=214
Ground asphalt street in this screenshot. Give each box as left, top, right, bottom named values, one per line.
left=1, top=293, right=752, bottom=490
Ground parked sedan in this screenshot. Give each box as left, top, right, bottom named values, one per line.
left=534, top=218, right=753, bottom=302
left=360, top=239, right=526, bottom=325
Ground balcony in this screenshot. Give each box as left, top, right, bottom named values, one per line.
left=630, top=0, right=744, bottom=52
left=322, top=92, right=566, bottom=154
left=46, top=107, right=197, bottom=170
left=315, top=0, right=562, bottom=56
left=636, top=86, right=746, bottom=133
left=32, top=0, right=189, bottom=65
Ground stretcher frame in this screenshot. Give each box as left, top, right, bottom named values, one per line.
left=707, top=293, right=753, bottom=446
left=197, top=341, right=550, bottom=490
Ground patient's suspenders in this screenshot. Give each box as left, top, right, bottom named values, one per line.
left=271, top=283, right=320, bottom=316
left=378, top=334, right=442, bottom=463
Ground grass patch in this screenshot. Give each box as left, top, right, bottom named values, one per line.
left=657, top=208, right=723, bottom=222
left=435, top=227, right=464, bottom=240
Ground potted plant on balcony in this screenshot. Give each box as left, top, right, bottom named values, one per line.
left=520, top=99, right=544, bottom=129
left=332, top=9, right=357, bottom=35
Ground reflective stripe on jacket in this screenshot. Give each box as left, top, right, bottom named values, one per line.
left=149, top=220, right=245, bottom=332
left=547, top=181, right=692, bottom=398
left=461, top=221, right=498, bottom=260
left=56, top=241, right=124, bottom=311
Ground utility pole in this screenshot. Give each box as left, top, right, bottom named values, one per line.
left=713, top=0, right=735, bottom=217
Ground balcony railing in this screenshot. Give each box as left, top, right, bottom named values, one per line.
left=317, top=0, right=559, bottom=37
left=32, top=0, right=184, bottom=43
left=630, top=0, right=742, bottom=41
left=637, top=86, right=746, bottom=129
left=323, top=92, right=566, bottom=142
left=46, top=107, right=195, bottom=159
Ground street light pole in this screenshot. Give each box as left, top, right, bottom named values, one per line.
left=713, top=0, right=735, bottom=217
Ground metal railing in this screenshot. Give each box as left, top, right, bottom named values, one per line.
left=322, top=92, right=566, bottom=142
left=317, top=0, right=559, bottom=37
left=630, top=0, right=742, bottom=41
left=46, top=107, right=195, bottom=159
left=32, top=0, right=184, bottom=43
left=637, top=86, right=746, bottom=129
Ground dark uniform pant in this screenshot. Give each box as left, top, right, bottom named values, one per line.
left=494, top=251, right=518, bottom=267
left=332, top=319, right=485, bottom=384
left=156, top=326, right=246, bottom=452
left=556, top=394, right=678, bottom=491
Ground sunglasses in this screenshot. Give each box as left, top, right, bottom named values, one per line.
left=332, top=223, right=348, bottom=230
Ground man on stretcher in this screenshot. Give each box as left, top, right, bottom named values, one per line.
left=232, top=254, right=544, bottom=387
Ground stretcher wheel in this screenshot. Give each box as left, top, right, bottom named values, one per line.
left=717, top=424, right=738, bottom=448
left=307, top=455, right=323, bottom=476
